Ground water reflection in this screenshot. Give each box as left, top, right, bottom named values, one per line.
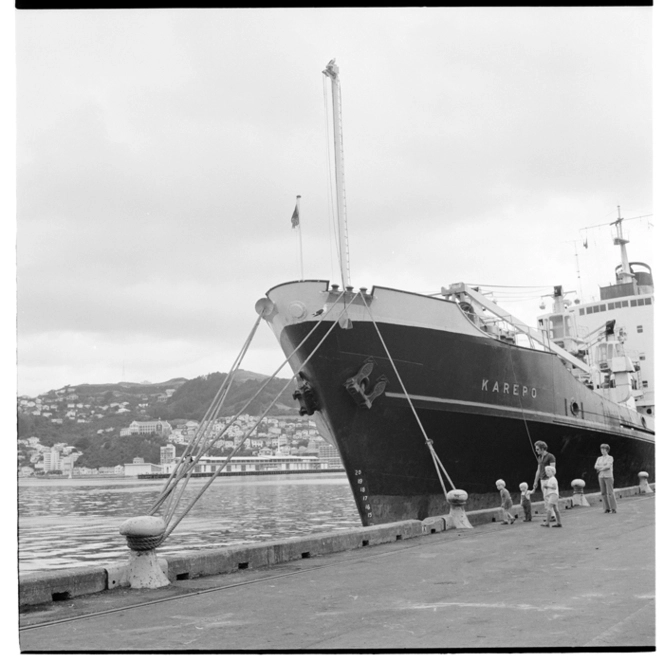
left=18, top=475, right=361, bottom=573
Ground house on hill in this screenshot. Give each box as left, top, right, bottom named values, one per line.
left=123, top=420, right=173, bottom=437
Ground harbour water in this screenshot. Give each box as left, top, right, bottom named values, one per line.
left=18, top=473, right=360, bottom=574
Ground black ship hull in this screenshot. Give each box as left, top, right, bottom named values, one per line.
left=263, top=282, right=655, bottom=526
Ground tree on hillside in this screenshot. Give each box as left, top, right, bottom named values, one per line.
left=17, top=413, right=35, bottom=439
left=76, top=433, right=167, bottom=468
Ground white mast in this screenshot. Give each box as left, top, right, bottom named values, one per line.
left=323, top=59, right=351, bottom=290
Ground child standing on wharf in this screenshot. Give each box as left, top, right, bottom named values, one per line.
left=519, top=482, right=533, bottom=522
left=496, top=479, right=515, bottom=524
left=541, top=465, right=562, bottom=528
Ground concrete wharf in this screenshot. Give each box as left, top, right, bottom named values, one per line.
left=18, top=488, right=655, bottom=652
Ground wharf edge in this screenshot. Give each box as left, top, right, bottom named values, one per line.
left=19, top=483, right=651, bottom=610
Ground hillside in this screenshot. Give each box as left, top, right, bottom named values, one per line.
left=17, top=371, right=300, bottom=466
left=146, top=372, right=297, bottom=419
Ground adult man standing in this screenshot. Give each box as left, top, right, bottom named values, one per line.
left=533, top=440, right=556, bottom=494
left=594, top=443, right=617, bottom=513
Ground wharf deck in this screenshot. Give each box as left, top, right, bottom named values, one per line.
left=19, top=491, right=655, bottom=652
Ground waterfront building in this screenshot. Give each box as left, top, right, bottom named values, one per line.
left=160, top=444, right=176, bottom=464
left=43, top=448, right=60, bottom=473
left=60, top=455, right=79, bottom=475
left=98, top=465, right=124, bottom=475
left=194, top=454, right=322, bottom=474
left=124, top=460, right=163, bottom=476
left=316, top=439, right=344, bottom=469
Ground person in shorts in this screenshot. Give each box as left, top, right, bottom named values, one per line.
left=541, top=465, right=562, bottom=528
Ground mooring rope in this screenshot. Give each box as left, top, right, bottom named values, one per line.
left=149, top=313, right=264, bottom=518
left=506, top=342, right=539, bottom=461
left=150, top=298, right=342, bottom=521
left=425, top=440, right=450, bottom=495
left=151, top=291, right=360, bottom=546
left=358, top=292, right=456, bottom=494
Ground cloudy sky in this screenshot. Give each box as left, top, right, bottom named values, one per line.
left=14, top=6, right=654, bottom=397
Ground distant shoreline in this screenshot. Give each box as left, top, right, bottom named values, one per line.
left=19, top=469, right=346, bottom=482
left=138, top=469, right=346, bottom=479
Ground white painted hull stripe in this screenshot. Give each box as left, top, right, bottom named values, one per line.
left=384, top=391, right=651, bottom=440
left=385, top=391, right=556, bottom=418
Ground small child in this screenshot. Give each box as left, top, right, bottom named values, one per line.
left=519, top=482, right=533, bottom=522
left=496, top=479, right=515, bottom=524
left=541, top=465, right=562, bottom=528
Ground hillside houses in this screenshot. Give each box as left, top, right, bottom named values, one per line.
left=17, top=379, right=343, bottom=474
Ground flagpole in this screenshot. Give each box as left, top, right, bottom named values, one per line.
left=298, top=226, right=304, bottom=280
left=298, top=199, right=304, bottom=280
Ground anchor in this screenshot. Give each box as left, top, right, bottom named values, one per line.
left=293, top=373, right=320, bottom=416
left=344, top=358, right=388, bottom=409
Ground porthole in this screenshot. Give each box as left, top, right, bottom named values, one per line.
left=570, top=400, right=580, bottom=416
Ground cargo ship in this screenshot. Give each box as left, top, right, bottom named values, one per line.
left=258, top=61, right=654, bottom=525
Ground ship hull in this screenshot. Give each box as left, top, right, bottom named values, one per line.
left=263, top=281, right=655, bottom=526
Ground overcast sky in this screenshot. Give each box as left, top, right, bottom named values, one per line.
left=14, top=7, right=654, bottom=397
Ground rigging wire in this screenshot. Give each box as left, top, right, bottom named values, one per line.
left=465, top=283, right=556, bottom=289
left=359, top=291, right=456, bottom=494
left=579, top=213, right=653, bottom=232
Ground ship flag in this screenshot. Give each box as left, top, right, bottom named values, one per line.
left=291, top=195, right=303, bottom=280
left=291, top=198, right=300, bottom=229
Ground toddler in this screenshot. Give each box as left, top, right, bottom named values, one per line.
left=541, top=465, right=562, bottom=528
left=519, top=482, right=533, bottom=522
left=496, top=479, right=515, bottom=524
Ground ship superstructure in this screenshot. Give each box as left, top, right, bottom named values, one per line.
left=536, top=212, right=654, bottom=417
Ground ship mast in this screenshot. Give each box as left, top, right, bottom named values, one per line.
left=323, top=59, right=351, bottom=290
left=611, top=206, right=633, bottom=285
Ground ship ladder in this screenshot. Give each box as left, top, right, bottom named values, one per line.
left=358, top=292, right=457, bottom=499
left=120, top=291, right=360, bottom=566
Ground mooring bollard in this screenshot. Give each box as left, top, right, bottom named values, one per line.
left=119, top=516, right=170, bottom=589
left=638, top=471, right=653, bottom=494
left=571, top=479, right=590, bottom=507
left=445, top=489, right=473, bottom=529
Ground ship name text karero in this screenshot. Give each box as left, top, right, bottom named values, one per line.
left=481, top=379, right=537, bottom=398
